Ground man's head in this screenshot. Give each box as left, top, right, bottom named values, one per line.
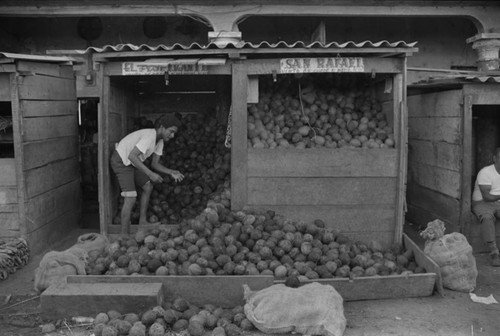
left=155, top=114, right=181, bottom=142
left=494, top=148, right=500, bottom=168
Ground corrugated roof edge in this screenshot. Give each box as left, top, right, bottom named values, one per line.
left=0, top=52, right=79, bottom=63
left=79, top=40, right=418, bottom=54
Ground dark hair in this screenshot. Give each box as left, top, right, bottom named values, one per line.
left=495, top=147, right=500, bottom=157
left=155, top=114, right=181, bottom=130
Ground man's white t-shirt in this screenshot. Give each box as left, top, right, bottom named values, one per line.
left=115, top=129, right=163, bottom=166
left=472, top=164, right=500, bottom=201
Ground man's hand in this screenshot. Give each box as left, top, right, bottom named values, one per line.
left=149, top=172, right=164, bottom=184
left=170, top=170, right=184, bottom=182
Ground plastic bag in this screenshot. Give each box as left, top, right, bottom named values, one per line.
left=244, top=282, right=346, bottom=336
left=34, top=247, right=88, bottom=293
left=421, top=219, right=478, bottom=292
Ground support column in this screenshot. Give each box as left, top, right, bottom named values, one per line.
left=467, top=33, right=500, bottom=71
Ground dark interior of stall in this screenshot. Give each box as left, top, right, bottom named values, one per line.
left=110, top=74, right=232, bottom=225
left=0, top=102, right=14, bottom=158
left=79, top=98, right=99, bottom=229
left=472, top=105, right=500, bottom=188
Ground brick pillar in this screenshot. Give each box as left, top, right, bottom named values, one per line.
left=467, top=33, right=500, bottom=71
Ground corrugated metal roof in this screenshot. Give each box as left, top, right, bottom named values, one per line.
left=0, top=52, right=77, bottom=63
left=409, top=74, right=500, bottom=89
left=81, top=40, right=418, bottom=54
left=464, top=75, right=500, bottom=83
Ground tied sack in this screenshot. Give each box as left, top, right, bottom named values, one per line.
left=34, top=247, right=88, bottom=293
left=244, top=282, right=346, bottom=336
left=75, top=233, right=109, bottom=262
left=421, top=219, right=478, bottom=292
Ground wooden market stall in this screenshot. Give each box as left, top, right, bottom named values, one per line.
left=0, top=53, right=81, bottom=253
left=406, top=78, right=500, bottom=252
left=91, top=41, right=417, bottom=248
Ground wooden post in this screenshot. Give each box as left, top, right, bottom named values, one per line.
left=231, top=62, right=248, bottom=210
left=460, top=95, right=473, bottom=237
left=394, top=64, right=406, bottom=245
left=98, top=72, right=110, bottom=235
left=9, top=72, right=26, bottom=236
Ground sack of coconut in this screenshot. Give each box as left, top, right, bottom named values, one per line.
left=243, top=282, right=346, bottom=336
left=421, top=219, right=478, bottom=292
left=34, top=247, right=88, bottom=293
left=75, top=232, right=109, bottom=261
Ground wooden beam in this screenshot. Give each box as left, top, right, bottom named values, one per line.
left=99, top=73, right=110, bottom=236
left=403, top=233, right=443, bottom=296
left=9, top=73, right=27, bottom=236
left=247, top=177, right=397, bottom=206
left=93, top=48, right=417, bottom=62
left=394, top=69, right=406, bottom=245
left=41, top=281, right=163, bottom=320
left=67, top=275, right=274, bottom=308
left=460, top=95, right=473, bottom=236
left=231, top=62, right=248, bottom=210
left=248, top=148, right=398, bottom=177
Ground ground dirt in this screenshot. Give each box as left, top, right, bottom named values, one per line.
left=1, top=227, right=499, bottom=336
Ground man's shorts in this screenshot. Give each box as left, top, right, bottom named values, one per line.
left=110, top=150, right=150, bottom=197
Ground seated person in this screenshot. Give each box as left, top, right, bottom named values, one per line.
left=472, top=147, right=500, bottom=266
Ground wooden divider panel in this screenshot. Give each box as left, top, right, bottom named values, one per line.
left=248, top=149, right=397, bottom=177
left=248, top=177, right=397, bottom=205
left=14, top=63, right=80, bottom=250
left=407, top=89, right=464, bottom=231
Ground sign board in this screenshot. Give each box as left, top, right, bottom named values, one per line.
left=122, top=62, right=208, bottom=75
left=280, top=57, right=364, bottom=73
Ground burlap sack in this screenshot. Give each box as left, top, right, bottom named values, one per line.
left=34, top=247, right=88, bottom=293
left=75, top=233, right=109, bottom=261
left=244, top=282, right=346, bottom=336
left=421, top=219, right=478, bottom=292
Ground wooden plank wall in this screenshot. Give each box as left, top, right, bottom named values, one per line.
left=0, top=73, right=19, bottom=238
left=14, top=61, right=80, bottom=253
left=0, top=158, right=20, bottom=238
left=406, top=90, right=463, bottom=232
left=246, top=149, right=399, bottom=246
left=0, top=74, right=10, bottom=101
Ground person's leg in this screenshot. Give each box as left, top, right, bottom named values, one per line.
left=473, top=201, right=500, bottom=265
left=121, top=195, right=136, bottom=234
left=139, top=181, right=154, bottom=225
left=110, top=150, right=138, bottom=234
left=135, top=168, right=157, bottom=225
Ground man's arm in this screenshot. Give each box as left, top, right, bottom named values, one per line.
left=479, top=184, right=500, bottom=202
left=128, top=146, right=163, bottom=183
left=151, top=153, right=184, bottom=182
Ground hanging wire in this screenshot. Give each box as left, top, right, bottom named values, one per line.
left=297, top=79, right=317, bottom=140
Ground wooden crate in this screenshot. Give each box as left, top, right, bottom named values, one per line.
left=231, top=57, right=408, bottom=248
left=0, top=56, right=81, bottom=253
left=42, top=234, right=441, bottom=319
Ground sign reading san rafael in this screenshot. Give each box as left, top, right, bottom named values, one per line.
left=280, top=57, right=364, bottom=73
left=122, top=62, right=208, bottom=75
